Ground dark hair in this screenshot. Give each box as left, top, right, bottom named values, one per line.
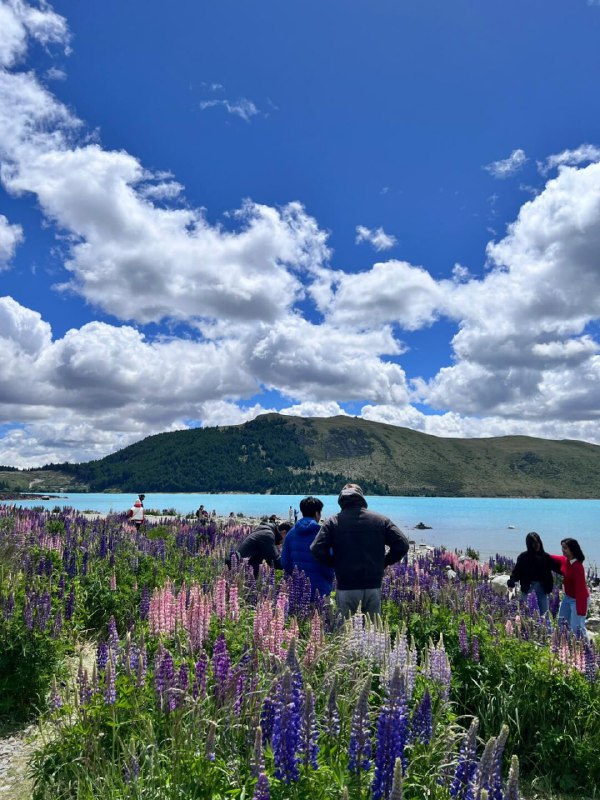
left=525, top=531, right=544, bottom=554
left=561, top=537, right=585, bottom=562
left=278, top=521, right=293, bottom=532
left=300, top=496, right=323, bottom=518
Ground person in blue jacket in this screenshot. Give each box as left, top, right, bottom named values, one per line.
left=281, top=496, right=334, bottom=599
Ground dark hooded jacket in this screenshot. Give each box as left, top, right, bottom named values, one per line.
left=507, top=533, right=556, bottom=594
left=231, top=522, right=282, bottom=576
left=310, top=487, right=409, bottom=591
left=281, top=517, right=335, bottom=598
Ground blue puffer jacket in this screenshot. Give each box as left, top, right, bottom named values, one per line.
left=281, top=517, right=334, bottom=599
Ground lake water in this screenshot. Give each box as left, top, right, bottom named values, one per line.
left=8, top=492, right=600, bottom=568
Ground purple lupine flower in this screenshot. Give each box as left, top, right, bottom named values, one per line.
left=372, top=667, right=410, bottom=800
left=488, top=725, right=509, bottom=800
left=97, top=641, right=109, bottom=672
left=52, top=611, right=63, bottom=638
left=108, top=616, right=120, bottom=651
left=471, top=635, right=480, bottom=663
left=348, top=678, right=372, bottom=773
left=410, top=688, right=432, bottom=746
left=65, top=588, right=75, bottom=621
left=205, top=721, right=217, bottom=761
left=584, top=643, right=597, bottom=684
left=458, top=619, right=469, bottom=657
left=325, top=678, right=341, bottom=738
left=104, top=658, right=116, bottom=705
left=123, top=754, right=140, bottom=783
left=260, top=693, right=277, bottom=742
left=449, top=718, right=479, bottom=798
left=3, top=592, right=15, bottom=619
left=252, top=773, right=270, bottom=800
left=140, top=585, right=150, bottom=620
left=299, top=685, right=319, bottom=770
left=391, top=756, right=403, bottom=800
left=50, top=676, right=62, bottom=710
left=505, top=755, right=520, bottom=800
left=272, top=669, right=301, bottom=783
left=251, top=726, right=265, bottom=778
left=471, top=735, right=496, bottom=798
left=426, top=638, right=452, bottom=701
left=212, top=634, right=231, bottom=701
left=136, top=652, right=147, bottom=688
left=193, top=649, right=208, bottom=699
left=23, top=596, right=33, bottom=629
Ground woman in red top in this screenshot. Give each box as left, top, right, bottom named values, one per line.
left=551, top=538, right=589, bottom=636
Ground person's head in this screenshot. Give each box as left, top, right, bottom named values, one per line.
left=337, top=482, right=367, bottom=508
left=299, top=495, right=324, bottom=520
left=525, top=531, right=544, bottom=553
left=268, top=514, right=278, bottom=523
left=138, top=494, right=145, bottom=502
left=275, top=521, right=292, bottom=545
left=561, top=537, right=585, bottom=562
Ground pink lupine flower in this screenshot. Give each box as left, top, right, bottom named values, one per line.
left=215, top=576, right=227, bottom=621
left=228, top=585, right=239, bottom=622
left=109, top=572, right=117, bottom=591
left=505, top=620, right=514, bottom=636
left=304, top=610, right=325, bottom=667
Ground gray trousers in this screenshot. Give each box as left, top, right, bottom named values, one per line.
left=336, top=588, right=381, bottom=618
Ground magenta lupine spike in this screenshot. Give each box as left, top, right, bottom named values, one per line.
left=304, top=610, right=325, bottom=667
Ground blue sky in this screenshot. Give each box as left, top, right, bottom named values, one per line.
left=1, top=0, right=600, bottom=467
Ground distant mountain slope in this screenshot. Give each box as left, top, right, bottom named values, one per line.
left=46, top=413, right=600, bottom=498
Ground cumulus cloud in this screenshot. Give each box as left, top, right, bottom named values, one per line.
left=484, top=148, right=527, bottom=179
left=420, top=161, right=600, bottom=421
left=199, top=97, right=260, bottom=121
left=280, top=401, right=347, bottom=418
left=538, top=143, right=600, bottom=175
left=355, top=225, right=397, bottom=251
left=324, top=260, right=445, bottom=330
left=0, top=213, right=23, bottom=268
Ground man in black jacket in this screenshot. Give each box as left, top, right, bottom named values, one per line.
left=310, top=483, right=409, bottom=617
left=229, top=518, right=292, bottom=576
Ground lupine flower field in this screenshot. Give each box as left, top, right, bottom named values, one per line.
left=1, top=505, right=599, bottom=799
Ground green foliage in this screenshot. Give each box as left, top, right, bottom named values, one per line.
left=38, top=413, right=600, bottom=497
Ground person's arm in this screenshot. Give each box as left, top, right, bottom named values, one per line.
left=281, top=535, right=292, bottom=574
left=549, top=554, right=566, bottom=572
left=259, top=532, right=282, bottom=570
left=384, top=520, right=409, bottom=566
left=507, top=554, right=524, bottom=588
left=310, top=522, right=334, bottom=566
left=572, top=562, right=589, bottom=616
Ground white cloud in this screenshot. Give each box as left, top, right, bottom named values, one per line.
left=0, top=0, right=68, bottom=68
left=45, top=66, right=66, bottom=81
left=538, top=143, right=600, bottom=175
left=324, top=260, right=444, bottom=330
left=200, top=97, right=260, bottom=122
left=279, top=401, right=347, bottom=418
left=0, top=214, right=23, bottom=268
left=420, top=161, right=600, bottom=421
left=484, top=148, right=527, bottom=179
left=355, top=225, right=397, bottom=251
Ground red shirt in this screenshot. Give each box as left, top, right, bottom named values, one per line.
left=551, top=555, right=589, bottom=616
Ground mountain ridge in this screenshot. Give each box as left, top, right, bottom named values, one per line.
left=17, top=413, right=600, bottom=498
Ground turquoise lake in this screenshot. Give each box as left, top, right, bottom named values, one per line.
left=9, top=492, right=600, bottom=568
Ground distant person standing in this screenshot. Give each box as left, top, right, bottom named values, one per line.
left=507, top=532, right=556, bottom=615
left=281, top=496, right=334, bottom=599
left=288, top=505, right=294, bottom=523
left=310, top=483, right=409, bottom=617
left=128, top=495, right=145, bottom=530
left=550, top=538, right=590, bottom=636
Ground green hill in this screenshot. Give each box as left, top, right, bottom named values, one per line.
left=38, top=413, right=600, bottom=498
